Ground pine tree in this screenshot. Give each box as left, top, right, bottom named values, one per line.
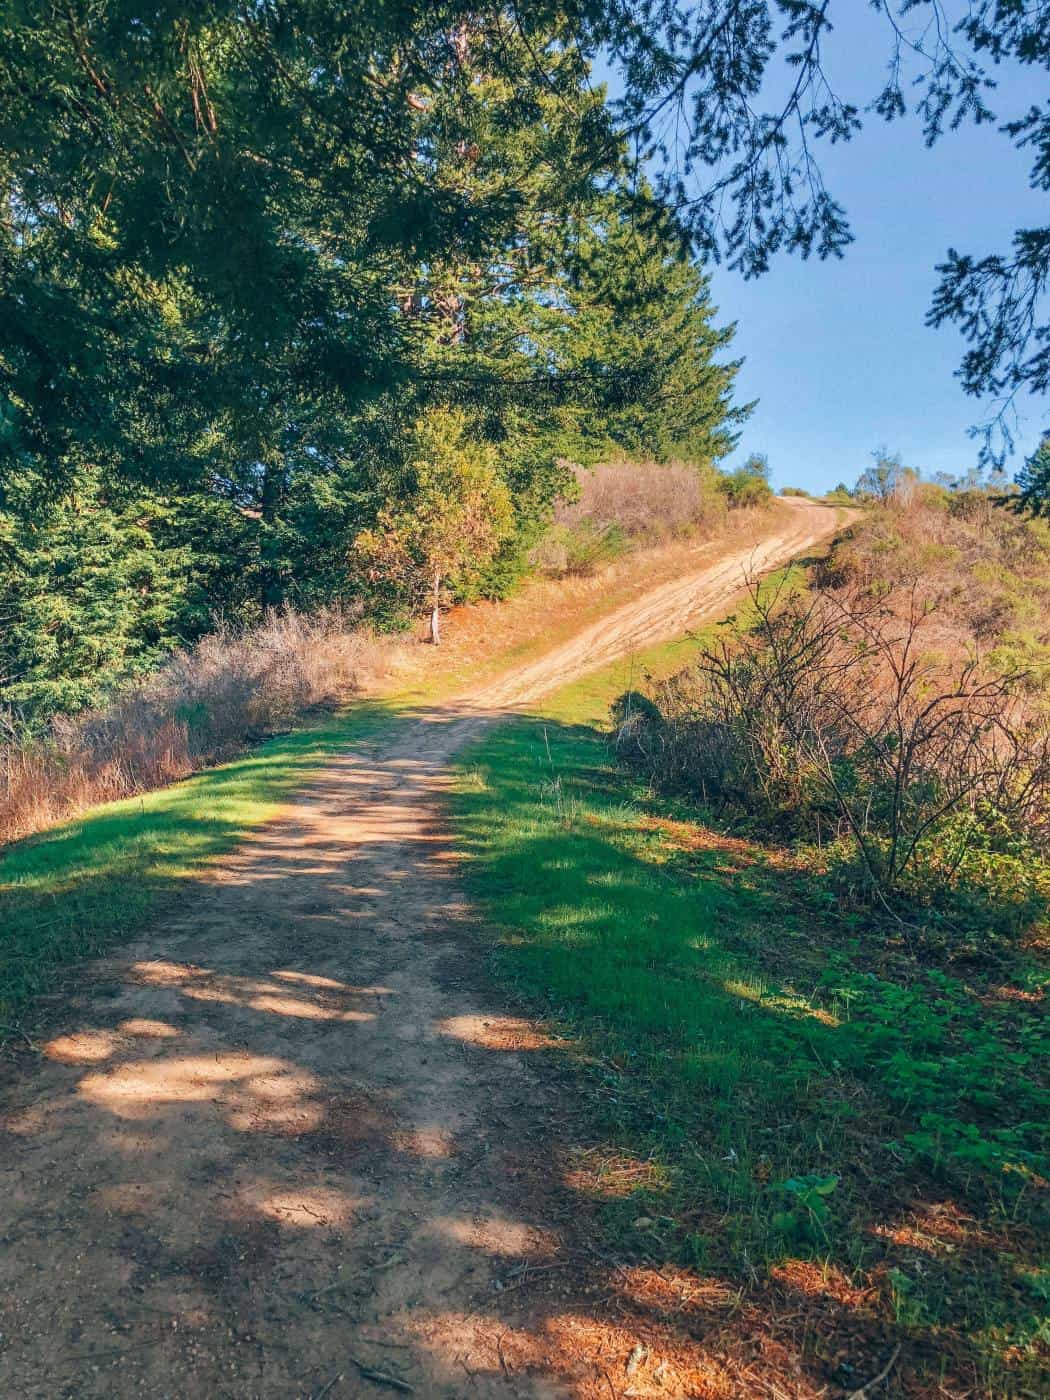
left=1016, top=436, right=1050, bottom=520
left=0, top=474, right=191, bottom=718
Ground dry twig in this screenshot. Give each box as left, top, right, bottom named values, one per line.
left=349, top=1355, right=414, bottom=1392
left=846, top=1343, right=902, bottom=1399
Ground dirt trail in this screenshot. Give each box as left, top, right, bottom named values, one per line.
left=480, top=497, right=845, bottom=707
left=0, top=501, right=846, bottom=1399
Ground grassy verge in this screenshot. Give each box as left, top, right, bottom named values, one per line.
left=0, top=701, right=399, bottom=1022
left=533, top=570, right=807, bottom=728
left=450, top=634, right=1049, bottom=1393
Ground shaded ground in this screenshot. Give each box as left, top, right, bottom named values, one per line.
left=0, top=502, right=850, bottom=1398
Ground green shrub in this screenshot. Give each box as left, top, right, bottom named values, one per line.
left=530, top=519, right=629, bottom=577
left=720, top=453, right=774, bottom=508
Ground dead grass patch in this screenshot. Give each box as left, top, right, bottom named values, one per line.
left=0, top=605, right=385, bottom=845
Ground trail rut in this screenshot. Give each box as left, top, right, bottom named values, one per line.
left=0, top=501, right=846, bottom=1398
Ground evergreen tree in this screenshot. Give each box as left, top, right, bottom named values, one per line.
left=1016, top=436, right=1050, bottom=520
left=530, top=190, right=747, bottom=464
left=0, top=474, right=191, bottom=717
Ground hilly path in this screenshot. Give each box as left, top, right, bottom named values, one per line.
left=0, top=501, right=846, bottom=1398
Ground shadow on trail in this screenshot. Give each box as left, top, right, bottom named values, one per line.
left=0, top=706, right=1029, bottom=1397
left=1, top=704, right=675, bottom=1397
left=0, top=704, right=398, bottom=1014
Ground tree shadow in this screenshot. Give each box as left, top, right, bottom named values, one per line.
left=450, top=711, right=1047, bottom=1396
left=0, top=705, right=1039, bottom=1397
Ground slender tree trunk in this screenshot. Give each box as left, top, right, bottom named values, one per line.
left=429, top=570, right=441, bottom=645
left=259, top=457, right=287, bottom=609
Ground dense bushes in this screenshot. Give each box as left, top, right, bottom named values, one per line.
left=623, top=577, right=1049, bottom=910
left=1, top=35, right=749, bottom=731
left=530, top=457, right=766, bottom=577
left=569, top=459, right=729, bottom=538
left=0, top=608, right=381, bottom=845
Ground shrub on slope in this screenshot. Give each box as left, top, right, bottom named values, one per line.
left=617, top=493, right=1050, bottom=933
left=0, top=607, right=381, bottom=846
left=533, top=459, right=767, bottom=576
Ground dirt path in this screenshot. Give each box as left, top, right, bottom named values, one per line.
left=0, top=502, right=846, bottom=1399
left=480, top=498, right=845, bottom=707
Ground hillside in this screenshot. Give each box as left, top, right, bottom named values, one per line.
left=825, top=486, right=1050, bottom=687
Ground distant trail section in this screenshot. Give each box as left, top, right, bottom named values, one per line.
left=479, top=498, right=850, bottom=708
left=0, top=499, right=848, bottom=1399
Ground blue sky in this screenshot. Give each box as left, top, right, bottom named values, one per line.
left=606, top=7, right=1046, bottom=495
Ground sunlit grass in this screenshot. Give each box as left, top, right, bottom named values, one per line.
left=452, top=712, right=827, bottom=1146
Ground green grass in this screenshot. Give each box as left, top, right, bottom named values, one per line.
left=450, top=647, right=1050, bottom=1393
left=0, top=701, right=399, bottom=1020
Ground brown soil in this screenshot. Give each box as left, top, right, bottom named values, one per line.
left=0, top=502, right=855, bottom=1399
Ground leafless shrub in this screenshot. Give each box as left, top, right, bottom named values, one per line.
left=0, top=606, right=383, bottom=846
left=624, top=576, right=1050, bottom=909
left=561, top=459, right=729, bottom=539
left=532, top=460, right=732, bottom=576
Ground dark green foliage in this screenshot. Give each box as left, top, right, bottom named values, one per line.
left=8, top=2, right=1044, bottom=712
left=517, top=188, right=748, bottom=466
left=1016, top=435, right=1050, bottom=519
left=0, top=9, right=752, bottom=717
left=0, top=475, right=190, bottom=717
left=1, top=1, right=1045, bottom=509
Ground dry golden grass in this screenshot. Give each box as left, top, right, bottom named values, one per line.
left=0, top=606, right=385, bottom=845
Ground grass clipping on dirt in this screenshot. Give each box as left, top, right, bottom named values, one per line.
left=450, top=641, right=1049, bottom=1396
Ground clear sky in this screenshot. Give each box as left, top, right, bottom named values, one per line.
left=606, top=7, right=1046, bottom=495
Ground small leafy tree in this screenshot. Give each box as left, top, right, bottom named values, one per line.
left=354, top=411, right=513, bottom=644
left=721, top=452, right=773, bottom=508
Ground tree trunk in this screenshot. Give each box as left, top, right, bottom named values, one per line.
left=429, top=570, right=441, bottom=645
left=259, top=457, right=287, bottom=609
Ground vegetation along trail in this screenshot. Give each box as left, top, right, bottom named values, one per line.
left=0, top=501, right=846, bottom=1397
